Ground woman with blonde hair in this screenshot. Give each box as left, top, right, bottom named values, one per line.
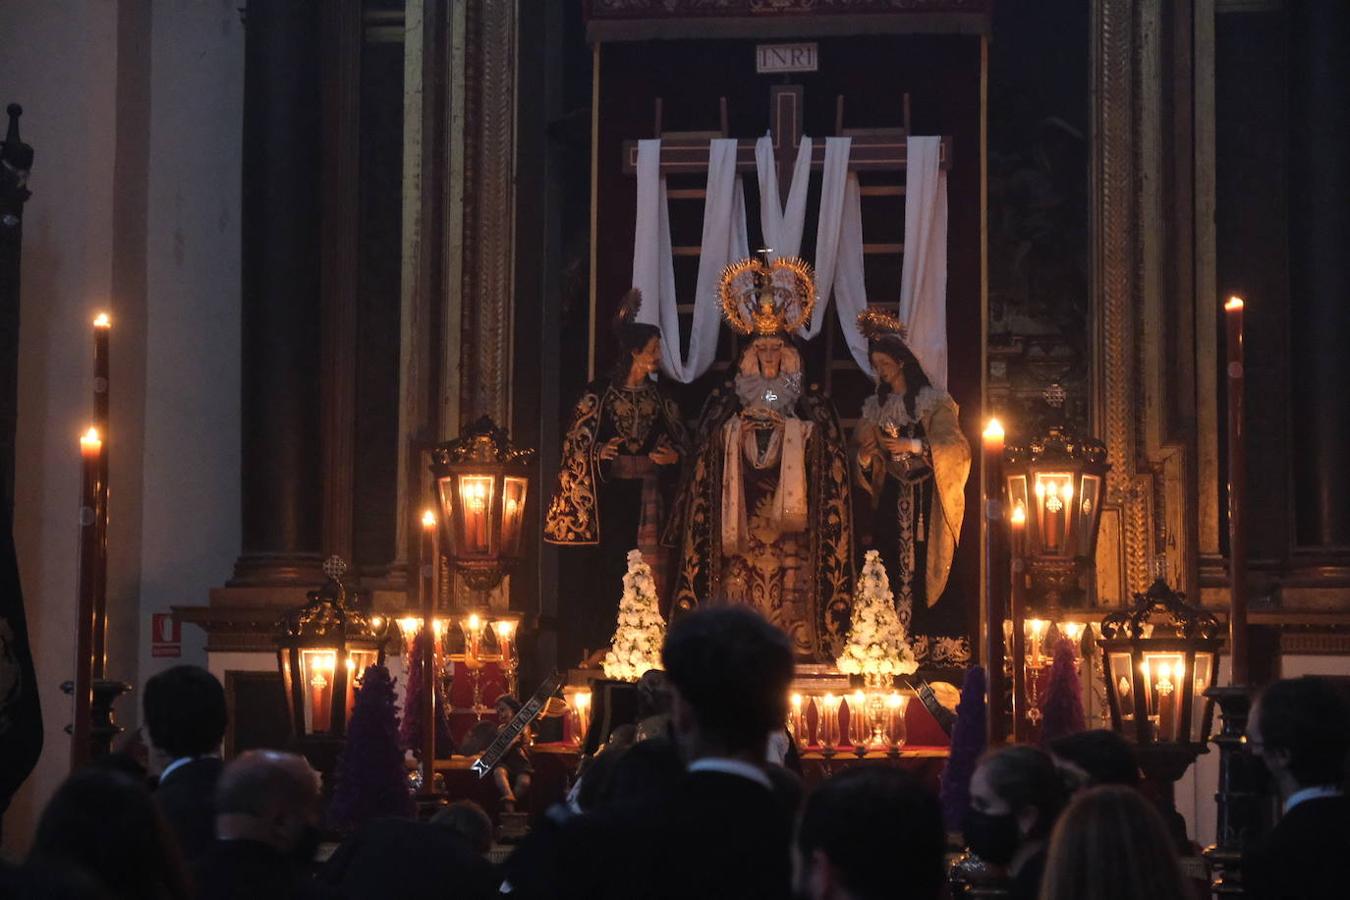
left=1039, top=784, right=1190, bottom=900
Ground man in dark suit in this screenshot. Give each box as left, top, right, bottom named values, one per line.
left=318, top=815, right=497, bottom=898
left=1243, top=676, right=1350, bottom=900
left=194, top=750, right=335, bottom=900
left=549, top=607, right=796, bottom=900
left=143, top=664, right=228, bottom=862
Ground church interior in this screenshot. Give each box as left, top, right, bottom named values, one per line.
left=2, top=0, right=1348, bottom=895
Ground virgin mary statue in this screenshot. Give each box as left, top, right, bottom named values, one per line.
left=853, top=307, right=971, bottom=665
left=666, top=258, right=853, bottom=660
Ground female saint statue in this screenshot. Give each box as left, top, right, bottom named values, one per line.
left=853, top=308, right=972, bottom=665
left=545, top=291, right=686, bottom=666
left=667, top=258, right=853, bottom=660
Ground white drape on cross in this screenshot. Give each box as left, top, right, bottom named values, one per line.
left=630, top=135, right=947, bottom=388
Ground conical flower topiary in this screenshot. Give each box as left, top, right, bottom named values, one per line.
left=1039, top=637, right=1086, bottom=746
left=940, top=665, right=988, bottom=831
left=329, top=665, right=415, bottom=830
left=837, top=550, right=918, bottom=681
left=602, top=549, right=666, bottom=682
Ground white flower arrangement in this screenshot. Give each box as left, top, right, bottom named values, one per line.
left=602, top=549, right=666, bottom=682
left=837, top=550, right=918, bottom=679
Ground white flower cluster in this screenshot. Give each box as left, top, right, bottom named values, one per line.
left=602, top=549, right=667, bottom=682
left=837, top=550, right=919, bottom=677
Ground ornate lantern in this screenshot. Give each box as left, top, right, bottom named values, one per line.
left=429, top=416, right=536, bottom=594
left=1098, top=577, right=1222, bottom=748
left=276, top=557, right=390, bottom=739
left=1003, top=388, right=1110, bottom=608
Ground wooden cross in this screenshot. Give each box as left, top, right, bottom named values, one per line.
left=621, top=84, right=952, bottom=199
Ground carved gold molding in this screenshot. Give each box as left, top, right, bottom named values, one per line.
left=460, top=0, right=517, bottom=427
left=1091, top=0, right=1156, bottom=603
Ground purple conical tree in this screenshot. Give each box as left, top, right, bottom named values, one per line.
left=1039, top=637, right=1086, bottom=746
left=940, top=666, right=988, bottom=831
left=328, top=665, right=415, bottom=830
left=399, top=629, right=453, bottom=756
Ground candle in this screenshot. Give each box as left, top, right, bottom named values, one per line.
left=418, top=509, right=438, bottom=785
left=1224, top=296, right=1249, bottom=685
left=886, top=692, right=908, bottom=748
left=91, top=314, right=110, bottom=679
left=1010, top=503, right=1028, bottom=741
left=821, top=693, right=841, bottom=750
left=309, top=653, right=334, bottom=732
left=1028, top=619, right=1048, bottom=668
left=574, top=690, right=592, bottom=744
left=69, top=427, right=103, bottom=768
left=789, top=692, right=805, bottom=744
left=982, top=418, right=1007, bottom=744
left=849, top=690, right=868, bottom=748
left=1156, top=662, right=1176, bottom=740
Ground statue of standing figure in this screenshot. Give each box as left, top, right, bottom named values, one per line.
left=545, top=290, right=686, bottom=668
left=666, top=258, right=853, bottom=661
left=853, top=307, right=971, bottom=665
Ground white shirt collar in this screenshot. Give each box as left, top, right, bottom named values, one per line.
left=1284, top=785, right=1342, bottom=814
left=687, top=757, right=773, bottom=790
left=159, top=755, right=210, bottom=783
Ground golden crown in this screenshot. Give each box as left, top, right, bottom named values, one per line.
left=856, top=306, right=908, bottom=342
left=718, top=256, right=816, bottom=336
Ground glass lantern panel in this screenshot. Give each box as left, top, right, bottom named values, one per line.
left=1033, top=472, right=1076, bottom=556
left=343, top=649, right=381, bottom=721
left=1108, top=652, right=1136, bottom=726
left=300, top=649, right=338, bottom=734
left=1140, top=652, right=1186, bottom=743
left=1192, top=651, right=1215, bottom=734
left=1007, top=474, right=1030, bottom=550
left=457, top=475, right=496, bottom=556
left=501, top=476, right=528, bottom=557
left=1077, top=475, right=1102, bottom=556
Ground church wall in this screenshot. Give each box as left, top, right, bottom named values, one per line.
left=0, top=0, right=242, bottom=855
left=1, top=0, right=125, bottom=856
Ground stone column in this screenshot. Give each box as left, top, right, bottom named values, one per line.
left=1288, top=1, right=1350, bottom=549
left=231, top=0, right=324, bottom=585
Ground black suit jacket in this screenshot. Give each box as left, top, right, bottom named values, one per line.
left=318, top=817, right=498, bottom=899
left=1243, top=795, right=1350, bottom=900
left=537, top=768, right=793, bottom=900
left=193, top=839, right=337, bottom=900
left=154, top=757, right=223, bottom=863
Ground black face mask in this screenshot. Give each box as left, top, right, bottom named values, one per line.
left=961, top=807, right=1021, bottom=866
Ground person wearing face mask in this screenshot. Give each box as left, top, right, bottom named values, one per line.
left=1242, top=676, right=1350, bottom=900
left=193, top=750, right=335, bottom=900
left=962, top=744, right=1067, bottom=900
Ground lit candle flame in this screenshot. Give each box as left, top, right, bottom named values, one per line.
left=494, top=619, right=517, bottom=640
left=574, top=691, right=591, bottom=711
left=1011, top=504, right=1026, bottom=526
left=80, top=427, right=102, bottom=451
left=467, top=613, right=481, bottom=632
left=790, top=693, right=802, bottom=710
left=421, top=509, right=437, bottom=527
left=1224, top=295, right=1244, bottom=312
left=886, top=692, right=904, bottom=710
left=982, top=418, right=1005, bottom=444
left=93, top=312, right=111, bottom=329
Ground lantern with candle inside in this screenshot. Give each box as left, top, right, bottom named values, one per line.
left=276, top=557, right=390, bottom=746
left=429, top=417, right=536, bottom=597
left=1003, top=386, right=1110, bottom=609
left=1097, top=577, right=1221, bottom=802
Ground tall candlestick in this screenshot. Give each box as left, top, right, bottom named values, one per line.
left=1010, top=503, right=1028, bottom=741
left=419, top=509, right=438, bottom=788
left=91, top=313, right=110, bottom=679
left=1224, top=297, right=1249, bottom=685
left=70, top=427, right=102, bottom=769
left=982, top=418, right=1007, bottom=743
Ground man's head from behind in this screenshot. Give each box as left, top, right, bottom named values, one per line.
left=1248, top=676, right=1350, bottom=795
left=215, top=750, right=323, bottom=858
left=142, top=665, right=227, bottom=766
left=795, top=767, right=944, bottom=900
left=1048, top=729, right=1140, bottom=791
left=661, top=606, right=794, bottom=760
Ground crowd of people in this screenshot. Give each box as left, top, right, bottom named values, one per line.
left=1, top=607, right=1347, bottom=899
